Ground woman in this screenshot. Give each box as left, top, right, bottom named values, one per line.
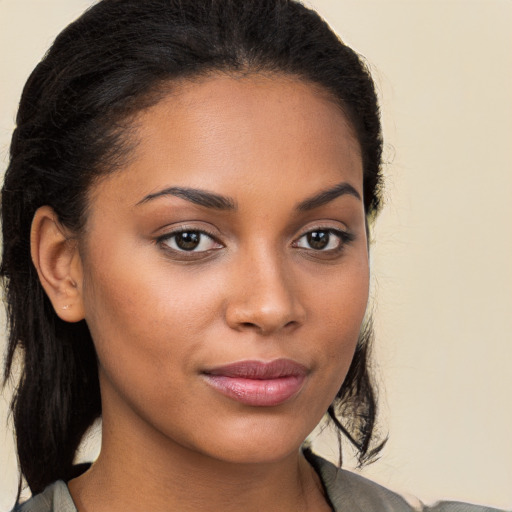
left=0, top=1, right=506, bottom=511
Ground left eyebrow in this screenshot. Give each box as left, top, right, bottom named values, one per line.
left=296, top=182, right=361, bottom=211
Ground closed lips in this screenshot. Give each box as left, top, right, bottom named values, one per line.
left=202, top=359, right=308, bottom=406
left=203, top=359, right=308, bottom=379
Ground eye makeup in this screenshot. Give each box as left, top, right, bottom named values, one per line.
left=154, top=222, right=356, bottom=264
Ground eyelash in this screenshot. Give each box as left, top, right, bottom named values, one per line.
left=156, top=226, right=355, bottom=258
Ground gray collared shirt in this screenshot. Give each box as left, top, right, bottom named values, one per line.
left=14, top=455, right=507, bottom=512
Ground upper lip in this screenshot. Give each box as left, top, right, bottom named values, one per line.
left=203, top=359, right=308, bottom=379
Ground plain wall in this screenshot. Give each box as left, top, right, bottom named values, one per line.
left=1, top=1, right=511, bottom=510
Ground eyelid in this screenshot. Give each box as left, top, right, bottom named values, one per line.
left=152, top=220, right=220, bottom=237
left=295, top=221, right=353, bottom=239
left=154, top=220, right=223, bottom=239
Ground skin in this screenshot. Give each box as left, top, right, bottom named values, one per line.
left=32, top=74, right=369, bottom=511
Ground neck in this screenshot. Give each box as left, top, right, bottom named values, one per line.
left=68, top=394, right=331, bottom=512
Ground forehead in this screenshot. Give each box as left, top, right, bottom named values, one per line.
left=89, top=73, right=363, bottom=210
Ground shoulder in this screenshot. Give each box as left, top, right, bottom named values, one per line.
left=309, top=452, right=507, bottom=512
left=312, top=453, right=416, bottom=512
left=423, top=503, right=509, bottom=512
left=13, top=481, right=77, bottom=512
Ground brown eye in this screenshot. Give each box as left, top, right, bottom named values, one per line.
left=294, top=228, right=354, bottom=252
left=306, top=231, right=330, bottom=250
left=175, top=231, right=201, bottom=251
left=160, top=230, right=222, bottom=253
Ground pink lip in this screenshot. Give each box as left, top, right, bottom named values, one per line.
left=202, top=359, right=308, bottom=407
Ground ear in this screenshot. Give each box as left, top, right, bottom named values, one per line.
left=30, top=206, right=85, bottom=323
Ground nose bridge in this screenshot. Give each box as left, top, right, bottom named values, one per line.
left=225, top=240, right=304, bottom=334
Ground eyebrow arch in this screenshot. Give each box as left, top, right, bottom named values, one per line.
left=297, top=182, right=361, bottom=211
left=137, top=186, right=237, bottom=210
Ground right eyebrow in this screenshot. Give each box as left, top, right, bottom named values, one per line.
left=136, top=186, right=237, bottom=210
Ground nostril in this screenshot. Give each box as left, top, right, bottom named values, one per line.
left=238, top=319, right=300, bottom=334
left=241, top=321, right=258, bottom=329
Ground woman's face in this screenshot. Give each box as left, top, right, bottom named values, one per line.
left=79, top=74, right=369, bottom=464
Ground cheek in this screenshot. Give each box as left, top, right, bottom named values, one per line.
left=80, top=257, right=209, bottom=429
left=298, top=250, right=370, bottom=402
left=80, top=238, right=228, bottom=390
left=310, top=253, right=369, bottom=342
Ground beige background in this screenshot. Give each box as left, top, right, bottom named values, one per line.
left=1, top=0, right=511, bottom=510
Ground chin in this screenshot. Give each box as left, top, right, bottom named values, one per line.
left=185, top=415, right=315, bottom=466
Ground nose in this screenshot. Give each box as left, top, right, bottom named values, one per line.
left=224, top=247, right=306, bottom=335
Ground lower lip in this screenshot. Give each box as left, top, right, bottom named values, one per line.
left=203, top=374, right=306, bottom=406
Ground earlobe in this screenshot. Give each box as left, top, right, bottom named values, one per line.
left=30, top=206, right=85, bottom=323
